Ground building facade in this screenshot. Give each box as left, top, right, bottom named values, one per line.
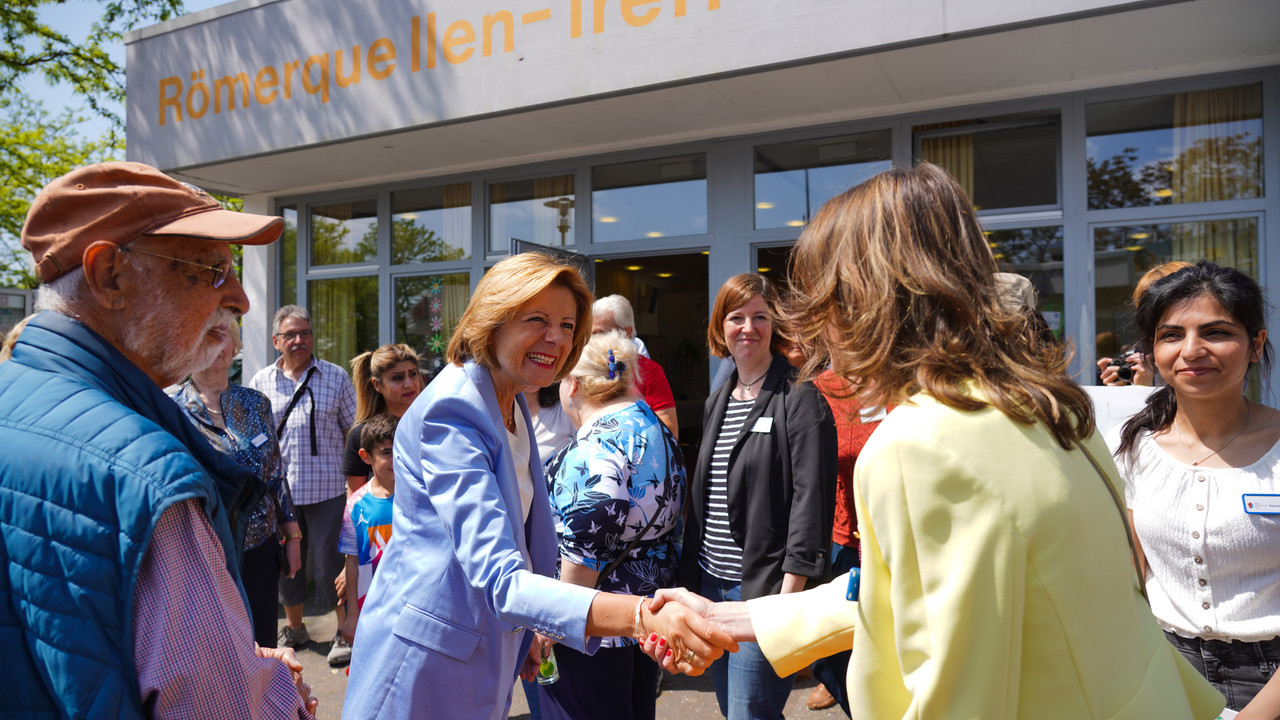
left=125, top=0, right=1280, bottom=433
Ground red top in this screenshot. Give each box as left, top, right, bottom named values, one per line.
left=814, top=371, right=884, bottom=549
left=635, top=356, right=676, bottom=412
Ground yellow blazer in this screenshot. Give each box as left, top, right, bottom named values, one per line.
left=750, top=392, right=1223, bottom=720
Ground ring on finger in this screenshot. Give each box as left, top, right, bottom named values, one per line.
left=683, top=648, right=695, bottom=663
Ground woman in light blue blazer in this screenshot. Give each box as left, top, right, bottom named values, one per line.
left=344, top=253, right=734, bottom=720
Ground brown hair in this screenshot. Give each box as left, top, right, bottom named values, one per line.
left=786, top=163, right=1094, bottom=449
left=706, top=273, right=787, bottom=359
left=1132, top=261, right=1193, bottom=307
left=359, top=412, right=400, bottom=454
left=351, top=344, right=421, bottom=423
left=446, top=252, right=593, bottom=382
left=568, top=329, right=639, bottom=405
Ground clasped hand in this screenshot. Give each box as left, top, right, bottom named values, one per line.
left=637, top=589, right=736, bottom=676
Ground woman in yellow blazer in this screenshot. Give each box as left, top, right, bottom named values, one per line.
left=648, top=164, right=1224, bottom=719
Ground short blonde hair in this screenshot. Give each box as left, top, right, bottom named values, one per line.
left=228, top=321, right=243, bottom=355
left=568, top=330, right=639, bottom=404
left=446, top=253, right=594, bottom=382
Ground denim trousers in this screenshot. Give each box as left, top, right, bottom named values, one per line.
left=1165, top=631, right=1280, bottom=712
left=701, top=574, right=795, bottom=720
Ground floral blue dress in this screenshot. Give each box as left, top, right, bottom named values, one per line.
left=545, top=400, right=685, bottom=647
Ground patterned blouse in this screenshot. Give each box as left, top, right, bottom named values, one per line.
left=174, top=382, right=296, bottom=551
left=545, top=401, right=685, bottom=645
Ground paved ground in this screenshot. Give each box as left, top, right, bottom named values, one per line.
left=291, top=602, right=847, bottom=720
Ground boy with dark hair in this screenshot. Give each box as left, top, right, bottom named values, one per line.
left=337, top=413, right=398, bottom=646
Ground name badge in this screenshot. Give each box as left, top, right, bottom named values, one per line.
left=859, top=406, right=889, bottom=423
left=1243, top=494, right=1280, bottom=514
left=750, top=417, right=773, bottom=433
left=251, top=433, right=269, bottom=448
left=846, top=568, right=861, bottom=601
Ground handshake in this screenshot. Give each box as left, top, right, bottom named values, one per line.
left=631, top=588, right=753, bottom=676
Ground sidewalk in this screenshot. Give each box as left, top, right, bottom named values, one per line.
left=292, top=603, right=846, bottom=720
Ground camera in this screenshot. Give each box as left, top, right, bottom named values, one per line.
left=1108, top=358, right=1135, bottom=383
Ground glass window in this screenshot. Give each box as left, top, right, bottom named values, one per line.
left=915, top=115, right=1059, bottom=211
left=311, top=198, right=377, bottom=267
left=308, top=276, right=378, bottom=365
left=392, top=183, right=471, bottom=264
left=489, top=174, right=575, bottom=252
left=394, top=273, right=470, bottom=380
left=987, top=227, right=1065, bottom=338
left=1086, top=83, right=1263, bottom=210
left=592, top=154, right=706, bottom=242
left=754, top=131, right=891, bottom=229
left=279, top=206, right=297, bottom=307
left=1093, top=217, right=1258, bottom=358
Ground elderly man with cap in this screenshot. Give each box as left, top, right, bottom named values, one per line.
left=0, top=162, right=317, bottom=718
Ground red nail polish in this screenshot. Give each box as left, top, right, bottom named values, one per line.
left=658, top=637, right=666, bottom=647
left=666, top=649, right=673, bottom=658
left=648, top=633, right=658, bottom=642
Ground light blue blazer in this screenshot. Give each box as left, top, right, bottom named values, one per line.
left=344, top=361, right=600, bottom=720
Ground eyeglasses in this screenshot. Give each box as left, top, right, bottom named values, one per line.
left=275, top=329, right=313, bottom=342
left=122, top=246, right=229, bottom=288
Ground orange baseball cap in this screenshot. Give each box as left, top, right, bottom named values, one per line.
left=21, top=162, right=283, bottom=284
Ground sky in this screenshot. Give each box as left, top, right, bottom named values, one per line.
left=23, top=0, right=229, bottom=141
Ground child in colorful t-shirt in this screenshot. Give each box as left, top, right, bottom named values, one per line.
left=338, top=413, right=397, bottom=644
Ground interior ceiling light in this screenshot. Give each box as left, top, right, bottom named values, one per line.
left=701, top=251, right=709, bottom=255
left=646, top=231, right=664, bottom=238
left=599, top=216, right=619, bottom=223
left=757, top=267, right=772, bottom=273
left=657, top=272, right=673, bottom=278
left=786, top=220, right=804, bottom=227
left=626, top=265, right=643, bottom=271
left=1124, top=246, right=1147, bottom=252
left=756, top=202, right=775, bottom=210
left=1154, top=189, right=1174, bottom=198
left=399, top=213, right=418, bottom=221
left=1129, top=232, right=1151, bottom=240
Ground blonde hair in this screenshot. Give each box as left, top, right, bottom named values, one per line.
left=1132, top=261, right=1193, bottom=307
left=350, top=344, right=421, bottom=422
left=446, top=253, right=593, bottom=382
left=0, top=315, right=33, bottom=362
left=568, top=329, right=639, bottom=404
left=787, top=163, right=1093, bottom=450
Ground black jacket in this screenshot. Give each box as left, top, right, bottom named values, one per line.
left=679, top=353, right=837, bottom=600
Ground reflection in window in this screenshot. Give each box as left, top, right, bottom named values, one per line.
left=754, top=131, right=891, bottom=229
left=392, top=184, right=471, bottom=264
left=311, top=199, right=378, bottom=266
left=308, top=276, right=378, bottom=366
left=1086, top=84, right=1263, bottom=209
left=1093, top=218, right=1258, bottom=357
left=986, top=227, right=1065, bottom=338
left=592, top=155, right=706, bottom=242
left=395, top=273, right=470, bottom=379
left=489, top=175, right=575, bottom=252
left=915, top=116, right=1059, bottom=211
left=279, top=207, right=297, bottom=306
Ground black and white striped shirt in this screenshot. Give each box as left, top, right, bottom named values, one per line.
left=699, top=396, right=754, bottom=582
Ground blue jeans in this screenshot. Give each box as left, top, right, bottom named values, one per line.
left=701, top=575, right=795, bottom=720
left=1166, top=631, right=1280, bottom=712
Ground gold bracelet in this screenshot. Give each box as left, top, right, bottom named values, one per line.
left=634, top=596, right=649, bottom=639
left=284, top=532, right=302, bottom=541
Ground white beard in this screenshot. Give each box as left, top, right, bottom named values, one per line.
left=123, top=287, right=236, bottom=385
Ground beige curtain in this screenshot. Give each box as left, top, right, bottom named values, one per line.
left=442, top=182, right=471, bottom=252
left=918, top=121, right=975, bottom=202
left=1172, top=85, right=1263, bottom=203
left=309, top=278, right=358, bottom=366
left=1171, top=219, right=1258, bottom=277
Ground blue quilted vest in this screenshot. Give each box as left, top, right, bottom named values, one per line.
left=0, top=312, right=264, bottom=718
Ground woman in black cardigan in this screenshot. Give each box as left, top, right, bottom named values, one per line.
left=679, top=273, right=836, bottom=720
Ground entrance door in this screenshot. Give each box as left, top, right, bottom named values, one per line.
left=593, top=253, right=709, bottom=447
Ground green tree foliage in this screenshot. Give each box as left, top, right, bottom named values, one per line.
left=1, top=0, right=186, bottom=288
left=0, top=95, right=119, bottom=287
left=1, top=0, right=183, bottom=142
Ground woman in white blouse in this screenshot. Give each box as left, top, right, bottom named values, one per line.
left=1110, top=261, right=1280, bottom=717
